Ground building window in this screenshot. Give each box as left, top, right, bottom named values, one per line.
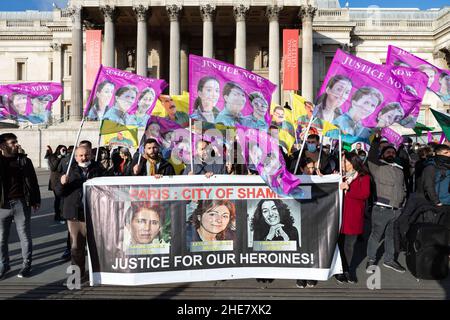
left=68, top=56, right=72, bottom=76
left=16, top=61, right=26, bottom=81
left=49, top=59, right=53, bottom=81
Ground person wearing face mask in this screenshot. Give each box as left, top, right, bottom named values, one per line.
left=54, top=146, right=103, bottom=282
left=366, top=131, right=407, bottom=274
left=416, top=144, right=450, bottom=206
left=45, top=144, right=67, bottom=223
left=289, top=134, right=336, bottom=175
left=183, top=140, right=226, bottom=177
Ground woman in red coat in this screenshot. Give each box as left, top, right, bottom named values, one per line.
left=335, top=151, right=371, bottom=284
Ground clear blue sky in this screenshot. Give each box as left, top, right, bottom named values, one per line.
left=0, top=0, right=448, bottom=11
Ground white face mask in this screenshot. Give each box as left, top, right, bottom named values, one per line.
left=60, top=150, right=66, bottom=156
left=78, top=161, right=91, bottom=168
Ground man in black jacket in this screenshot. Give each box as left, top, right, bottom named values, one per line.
left=0, top=133, right=40, bottom=279
left=183, top=140, right=226, bottom=177
left=132, top=138, right=175, bottom=177
left=55, top=145, right=102, bottom=279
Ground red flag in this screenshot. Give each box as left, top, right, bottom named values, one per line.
left=283, top=29, right=299, bottom=91
left=86, top=30, right=102, bottom=89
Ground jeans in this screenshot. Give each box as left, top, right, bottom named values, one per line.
left=338, top=234, right=358, bottom=273
left=367, top=205, right=402, bottom=263
left=0, top=199, right=32, bottom=269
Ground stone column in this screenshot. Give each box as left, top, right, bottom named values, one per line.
left=180, top=42, right=189, bottom=93
left=134, top=5, right=150, bottom=76
left=299, top=5, right=317, bottom=102
left=167, top=4, right=182, bottom=95
left=51, top=43, right=63, bottom=121
left=69, top=6, right=83, bottom=121
left=101, top=5, right=116, bottom=68
left=266, top=5, right=282, bottom=105
left=233, top=4, right=249, bottom=68
left=200, top=4, right=216, bottom=58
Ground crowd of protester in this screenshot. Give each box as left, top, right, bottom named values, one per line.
left=0, top=120, right=449, bottom=287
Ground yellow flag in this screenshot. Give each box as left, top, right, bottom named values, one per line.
left=171, top=92, right=190, bottom=114
left=100, top=119, right=138, bottom=135
left=277, top=129, right=295, bottom=155
left=102, top=128, right=138, bottom=148
left=322, top=120, right=339, bottom=136
left=292, top=93, right=307, bottom=120
left=151, top=99, right=166, bottom=117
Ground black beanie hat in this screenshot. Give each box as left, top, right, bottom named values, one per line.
left=380, top=145, right=397, bottom=157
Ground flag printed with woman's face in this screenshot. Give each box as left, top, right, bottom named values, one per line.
left=236, top=125, right=302, bottom=197
left=319, top=49, right=428, bottom=144
left=386, top=45, right=450, bottom=104
left=84, top=65, right=167, bottom=126
left=189, top=55, right=276, bottom=130
left=0, top=82, right=62, bottom=124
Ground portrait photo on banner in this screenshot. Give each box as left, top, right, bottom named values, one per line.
left=85, top=65, right=167, bottom=126
left=0, top=83, right=62, bottom=124
left=189, top=55, right=276, bottom=130
left=122, top=201, right=172, bottom=256
left=185, top=199, right=237, bottom=253
left=247, top=199, right=301, bottom=252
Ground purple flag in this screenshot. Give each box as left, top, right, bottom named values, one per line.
left=439, top=132, right=446, bottom=144
left=0, top=82, right=62, bottom=124
left=139, top=116, right=185, bottom=156
left=381, top=127, right=403, bottom=149
left=386, top=45, right=450, bottom=104
left=84, top=65, right=167, bottom=126
left=236, top=125, right=302, bottom=196
left=427, top=131, right=433, bottom=143
left=189, top=55, right=276, bottom=130
left=319, top=49, right=428, bottom=144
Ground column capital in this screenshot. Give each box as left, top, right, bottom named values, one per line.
left=50, top=42, right=62, bottom=52
left=67, top=6, right=82, bottom=23
left=166, top=4, right=182, bottom=22
left=100, top=5, right=116, bottom=23
left=266, top=5, right=283, bottom=22
left=200, top=4, right=216, bottom=22
left=133, top=5, right=150, bottom=22
left=299, top=5, right=317, bottom=22
left=233, top=4, right=249, bottom=22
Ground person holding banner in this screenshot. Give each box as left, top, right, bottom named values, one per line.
left=215, top=82, right=246, bottom=127
left=376, top=102, right=405, bottom=128
left=241, top=92, right=269, bottom=130
left=314, top=75, right=352, bottom=123
left=103, top=85, right=138, bottom=125
left=186, top=199, right=236, bottom=243
left=183, top=140, right=226, bottom=177
left=87, top=80, right=115, bottom=120
left=366, top=132, right=407, bottom=273
left=135, top=87, right=156, bottom=126
left=0, top=133, right=40, bottom=279
left=132, top=139, right=175, bottom=177
left=335, top=152, right=371, bottom=284
left=191, top=76, right=221, bottom=123
left=332, top=87, right=383, bottom=142
left=55, top=145, right=103, bottom=281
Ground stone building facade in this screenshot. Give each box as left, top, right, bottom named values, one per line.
left=0, top=0, right=449, bottom=165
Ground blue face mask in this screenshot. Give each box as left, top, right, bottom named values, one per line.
left=359, top=156, right=366, bottom=162
left=306, top=143, right=317, bottom=153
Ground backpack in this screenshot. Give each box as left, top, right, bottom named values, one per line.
left=435, top=167, right=450, bottom=205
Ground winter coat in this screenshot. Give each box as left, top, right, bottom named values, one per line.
left=54, top=161, right=103, bottom=221
left=341, top=174, right=371, bottom=235
left=0, top=154, right=41, bottom=208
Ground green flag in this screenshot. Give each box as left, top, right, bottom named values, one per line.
left=413, top=122, right=434, bottom=136
left=430, top=108, right=450, bottom=140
